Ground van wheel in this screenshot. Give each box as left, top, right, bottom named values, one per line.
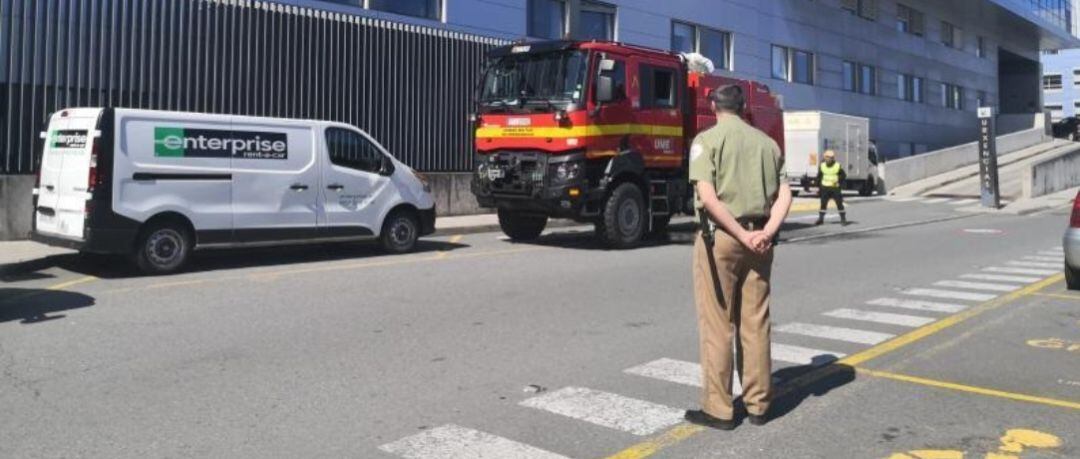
left=133, top=222, right=192, bottom=275
left=858, top=176, right=876, bottom=197
left=498, top=209, right=547, bottom=241
left=599, top=182, right=646, bottom=249
left=381, top=210, right=420, bottom=254
left=1066, top=264, right=1080, bottom=290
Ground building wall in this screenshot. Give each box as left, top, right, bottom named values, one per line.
left=296, top=0, right=1047, bottom=158
left=1042, top=48, right=1080, bottom=120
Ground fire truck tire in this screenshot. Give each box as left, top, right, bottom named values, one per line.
left=599, top=182, right=647, bottom=248
left=651, top=215, right=671, bottom=234
left=498, top=210, right=547, bottom=241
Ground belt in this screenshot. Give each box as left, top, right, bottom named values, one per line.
left=736, top=217, right=768, bottom=231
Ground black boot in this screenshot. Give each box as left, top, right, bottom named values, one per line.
left=815, top=212, right=825, bottom=225
left=840, top=212, right=848, bottom=225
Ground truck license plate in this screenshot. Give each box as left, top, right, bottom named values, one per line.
left=487, top=168, right=505, bottom=180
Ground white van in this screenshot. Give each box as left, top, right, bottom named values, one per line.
left=32, top=108, right=436, bottom=274
left=784, top=111, right=881, bottom=196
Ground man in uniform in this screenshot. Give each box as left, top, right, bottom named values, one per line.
left=685, top=85, right=792, bottom=430
left=815, top=150, right=847, bottom=225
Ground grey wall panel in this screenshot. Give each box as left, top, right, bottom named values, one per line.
left=0, top=0, right=505, bottom=175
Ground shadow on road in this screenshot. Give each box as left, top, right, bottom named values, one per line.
left=31, top=240, right=470, bottom=279
left=0, top=288, right=96, bottom=324
left=742, top=360, right=856, bottom=424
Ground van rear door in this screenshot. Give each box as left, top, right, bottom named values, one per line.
left=35, top=109, right=104, bottom=241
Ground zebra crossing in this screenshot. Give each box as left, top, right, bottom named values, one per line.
left=884, top=195, right=1010, bottom=207
left=377, top=247, right=1063, bottom=459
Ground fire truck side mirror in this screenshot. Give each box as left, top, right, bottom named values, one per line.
left=599, top=58, right=616, bottom=72
left=597, top=76, right=615, bottom=104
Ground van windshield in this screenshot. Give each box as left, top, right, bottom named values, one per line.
left=479, top=50, right=588, bottom=112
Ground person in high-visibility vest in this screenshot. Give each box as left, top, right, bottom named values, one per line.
left=816, top=150, right=847, bottom=225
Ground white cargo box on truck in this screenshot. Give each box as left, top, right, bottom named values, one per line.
left=32, top=108, right=436, bottom=274
left=783, top=111, right=880, bottom=196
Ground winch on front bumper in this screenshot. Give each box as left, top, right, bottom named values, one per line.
left=471, top=151, right=603, bottom=219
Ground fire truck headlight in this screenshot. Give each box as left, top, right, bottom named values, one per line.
left=553, top=162, right=582, bottom=182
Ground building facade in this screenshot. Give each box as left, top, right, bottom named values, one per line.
left=1042, top=48, right=1080, bottom=121
left=0, top=0, right=1076, bottom=239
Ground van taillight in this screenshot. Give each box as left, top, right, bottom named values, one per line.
left=87, top=140, right=101, bottom=193
left=1070, top=191, right=1080, bottom=228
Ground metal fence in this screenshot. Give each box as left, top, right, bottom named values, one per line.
left=0, top=0, right=506, bottom=175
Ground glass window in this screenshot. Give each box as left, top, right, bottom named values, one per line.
left=858, top=64, right=875, bottom=95
left=976, top=36, right=986, bottom=58
left=326, top=128, right=384, bottom=173
left=1044, top=74, right=1063, bottom=90
left=480, top=51, right=588, bottom=107
left=580, top=1, right=615, bottom=40
left=528, top=0, right=566, bottom=39
left=1047, top=104, right=1063, bottom=120
left=1073, top=69, right=1080, bottom=85
left=771, top=45, right=788, bottom=80
left=941, top=21, right=955, bottom=47
left=896, top=4, right=924, bottom=36
left=699, top=28, right=730, bottom=71
left=598, top=59, right=628, bottom=102
left=792, top=50, right=814, bottom=84
left=641, top=66, right=677, bottom=108
left=941, top=83, right=950, bottom=107
left=369, top=0, right=441, bottom=20
left=976, top=90, right=987, bottom=108
left=953, top=86, right=964, bottom=110
left=843, top=61, right=856, bottom=92
left=898, top=74, right=909, bottom=100
left=913, top=77, right=924, bottom=103
left=671, top=21, right=695, bottom=54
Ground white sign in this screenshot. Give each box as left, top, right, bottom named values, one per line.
left=978, top=107, right=993, bottom=118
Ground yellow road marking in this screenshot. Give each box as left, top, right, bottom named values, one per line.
left=1031, top=292, right=1080, bottom=301
left=887, top=450, right=963, bottom=459
left=46, top=275, right=98, bottom=291
left=601, top=274, right=1065, bottom=459
left=858, top=368, right=1080, bottom=410
left=0, top=275, right=99, bottom=305
left=603, top=424, right=704, bottom=459
left=838, top=273, right=1064, bottom=367
left=435, top=235, right=465, bottom=260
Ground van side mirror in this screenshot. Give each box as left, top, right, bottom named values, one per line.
left=597, top=76, right=615, bottom=104
left=379, top=157, right=395, bottom=176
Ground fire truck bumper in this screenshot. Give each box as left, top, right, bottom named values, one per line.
left=473, top=180, right=602, bottom=220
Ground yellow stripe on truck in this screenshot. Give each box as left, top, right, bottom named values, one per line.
left=476, top=124, right=683, bottom=139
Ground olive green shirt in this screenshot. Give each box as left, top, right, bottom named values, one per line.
left=689, top=115, right=786, bottom=219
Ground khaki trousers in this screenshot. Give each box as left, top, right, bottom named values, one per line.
left=692, top=229, right=773, bottom=419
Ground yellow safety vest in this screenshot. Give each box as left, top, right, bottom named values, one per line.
left=820, top=162, right=841, bottom=188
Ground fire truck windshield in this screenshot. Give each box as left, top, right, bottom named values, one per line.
left=479, top=50, right=588, bottom=112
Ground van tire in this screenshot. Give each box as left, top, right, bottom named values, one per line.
left=599, top=182, right=646, bottom=249
left=381, top=210, right=420, bottom=254
left=498, top=210, right=547, bottom=241
left=858, top=176, right=876, bottom=197
left=1066, top=264, right=1080, bottom=290
left=133, top=221, right=192, bottom=275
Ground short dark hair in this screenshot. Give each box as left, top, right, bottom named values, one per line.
left=708, top=85, right=745, bottom=114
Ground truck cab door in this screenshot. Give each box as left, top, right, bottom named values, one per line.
left=320, top=127, right=392, bottom=239
left=634, top=62, right=684, bottom=168
left=593, top=56, right=632, bottom=156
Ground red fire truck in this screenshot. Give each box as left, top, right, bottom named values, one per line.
left=471, top=40, right=784, bottom=248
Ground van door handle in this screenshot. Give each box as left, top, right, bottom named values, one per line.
left=327, top=184, right=345, bottom=191
left=290, top=183, right=309, bottom=191
left=45, top=185, right=55, bottom=191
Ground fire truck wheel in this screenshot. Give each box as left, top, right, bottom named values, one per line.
left=498, top=210, right=547, bottom=241
left=600, top=182, right=647, bottom=248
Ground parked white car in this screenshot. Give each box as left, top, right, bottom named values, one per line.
left=32, top=108, right=436, bottom=274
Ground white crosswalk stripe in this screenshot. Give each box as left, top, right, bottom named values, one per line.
left=922, top=198, right=950, bottom=204
left=379, top=424, right=570, bottom=459
left=984, top=266, right=1058, bottom=276
left=865, top=297, right=967, bottom=314
left=775, top=322, right=894, bottom=345
left=1038, top=250, right=1064, bottom=256
left=1007, top=261, right=1061, bottom=269
left=520, top=387, right=684, bottom=436
left=1024, top=256, right=1063, bottom=263
left=885, top=196, right=922, bottom=202
left=823, top=308, right=935, bottom=327
left=901, top=288, right=997, bottom=302
left=623, top=358, right=743, bottom=395
left=771, top=343, right=846, bottom=365
left=933, top=280, right=1021, bottom=292
left=959, top=273, right=1041, bottom=283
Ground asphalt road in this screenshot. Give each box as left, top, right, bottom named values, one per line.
left=1, top=194, right=1076, bottom=458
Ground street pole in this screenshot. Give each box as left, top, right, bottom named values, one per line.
left=977, top=107, right=1001, bottom=208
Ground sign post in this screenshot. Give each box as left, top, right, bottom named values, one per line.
left=977, top=107, right=1000, bottom=208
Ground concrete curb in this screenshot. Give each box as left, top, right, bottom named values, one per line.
left=890, top=141, right=1069, bottom=198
